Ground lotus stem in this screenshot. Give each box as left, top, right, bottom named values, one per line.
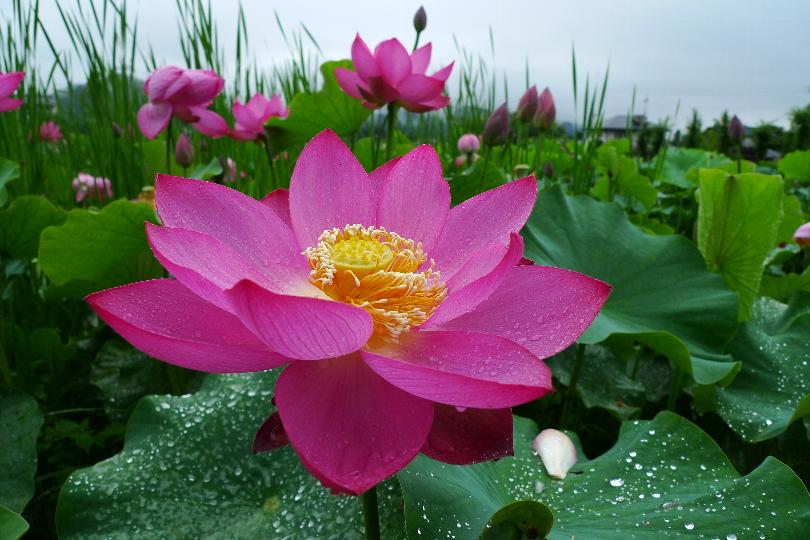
left=385, top=103, right=398, bottom=160
left=361, top=485, right=381, bottom=540
left=560, top=343, right=585, bottom=428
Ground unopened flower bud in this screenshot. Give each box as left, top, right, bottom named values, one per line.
left=532, top=428, right=577, bottom=479
left=457, top=133, right=480, bottom=154
left=794, top=222, right=810, bottom=247
left=454, top=155, right=467, bottom=168
left=516, top=86, right=538, bottom=123
left=175, top=132, right=194, bottom=168
left=533, top=87, right=556, bottom=130
left=413, top=6, right=427, bottom=33
left=481, top=103, right=509, bottom=146
left=543, top=161, right=554, bottom=178
left=728, top=115, right=744, bottom=142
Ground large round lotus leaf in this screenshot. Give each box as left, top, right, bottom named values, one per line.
left=399, top=412, right=810, bottom=539
left=0, top=389, right=43, bottom=513
left=522, top=186, right=740, bottom=386
left=56, top=371, right=404, bottom=539
left=717, top=297, right=810, bottom=441
left=0, top=505, right=29, bottom=540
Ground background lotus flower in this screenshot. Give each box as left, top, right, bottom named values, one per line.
left=533, top=87, right=555, bottom=129
left=39, top=121, right=63, bottom=142
left=794, top=222, right=810, bottom=246
left=230, top=93, right=288, bottom=141
left=174, top=132, right=194, bottom=168
left=87, top=129, right=610, bottom=495
left=728, top=114, right=744, bottom=141
left=334, top=35, right=453, bottom=112
left=136, top=66, right=228, bottom=139
left=72, top=172, right=113, bottom=203
left=457, top=133, right=480, bottom=154
left=516, top=85, right=538, bottom=122
left=482, top=103, right=510, bottom=145
left=0, top=71, right=25, bottom=112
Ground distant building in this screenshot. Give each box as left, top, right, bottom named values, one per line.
left=601, top=114, right=647, bottom=141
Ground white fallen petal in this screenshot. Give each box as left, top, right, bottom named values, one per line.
left=533, top=428, right=577, bottom=479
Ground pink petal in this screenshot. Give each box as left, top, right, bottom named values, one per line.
left=246, top=92, right=271, bottom=118
left=407, top=95, right=449, bottom=113
left=146, top=223, right=285, bottom=311
left=334, top=67, right=365, bottom=100
left=288, top=129, right=376, bottom=247
left=397, top=74, right=445, bottom=104
left=225, top=280, right=373, bottom=361
left=171, top=69, right=224, bottom=105
left=253, top=412, right=289, bottom=452
left=410, top=43, right=432, bottom=74
left=0, top=98, right=24, bottom=113
left=422, top=405, right=513, bottom=465
left=362, top=331, right=552, bottom=408
left=426, top=233, right=523, bottom=326
left=260, top=188, right=291, bottom=227
left=0, top=71, right=24, bottom=99
left=232, top=100, right=262, bottom=133
left=266, top=94, right=287, bottom=118
left=376, top=145, right=449, bottom=251
left=136, top=102, right=172, bottom=139
left=431, top=177, right=537, bottom=281
left=375, top=38, right=412, bottom=86
left=367, top=157, right=401, bottom=207
left=275, top=355, right=433, bottom=495
left=351, top=34, right=380, bottom=81
left=143, top=66, right=184, bottom=100
left=366, top=76, right=400, bottom=104
left=154, top=174, right=311, bottom=293
left=229, top=127, right=258, bottom=141
left=86, top=279, right=285, bottom=373
left=189, top=107, right=229, bottom=138
left=434, top=265, right=611, bottom=359
left=431, top=62, right=455, bottom=82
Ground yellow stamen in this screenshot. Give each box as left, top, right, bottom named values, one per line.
left=303, top=225, right=446, bottom=344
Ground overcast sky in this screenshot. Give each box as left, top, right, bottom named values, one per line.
left=8, top=0, right=810, bottom=128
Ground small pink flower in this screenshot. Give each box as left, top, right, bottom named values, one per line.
left=335, top=35, right=453, bottom=112
left=230, top=93, right=288, bottom=141
left=136, top=66, right=228, bottom=139
left=794, top=222, right=810, bottom=246
left=40, top=121, right=63, bottom=142
left=72, top=172, right=113, bottom=203
left=516, top=86, right=538, bottom=123
left=0, top=71, right=25, bottom=112
left=457, top=133, right=480, bottom=154
left=87, top=129, right=610, bottom=495
left=533, top=87, right=555, bottom=129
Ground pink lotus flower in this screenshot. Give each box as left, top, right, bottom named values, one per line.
left=40, top=121, right=63, bottom=142
left=457, top=133, right=480, bottom=154
left=0, top=71, right=25, bottom=112
left=86, top=129, right=609, bottom=495
left=794, top=222, right=810, bottom=246
left=72, top=172, right=113, bottom=203
left=136, top=66, right=228, bottom=140
left=533, top=87, right=555, bottom=129
left=230, top=93, right=288, bottom=141
left=335, top=35, right=453, bottom=112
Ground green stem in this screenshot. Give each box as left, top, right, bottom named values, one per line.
left=166, top=119, right=174, bottom=173
left=361, top=486, right=381, bottom=540
left=385, top=103, right=398, bottom=160
left=263, top=137, right=278, bottom=190
left=560, top=343, right=585, bottom=428
left=666, top=365, right=684, bottom=412
left=476, top=145, right=492, bottom=194
left=0, top=344, right=13, bottom=387
left=412, top=31, right=422, bottom=52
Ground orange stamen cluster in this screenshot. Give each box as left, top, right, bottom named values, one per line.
left=303, top=225, right=446, bottom=343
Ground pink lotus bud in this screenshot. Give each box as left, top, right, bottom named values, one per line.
left=457, top=133, right=481, bottom=154
left=453, top=155, right=468, bottom=168
left=175, top=132, right=194, bottom=168
left=39, top=121, right=63, bottom=142
left=794, top=222, right=810, bottom=246
left=481, top=103, right=510, bottom=146
left=516, top=86, right=538, bottom=123
left=728, top=115, right=744, bottom=141
left=533, top=87, right=555, bottom=130
left=532, top=428, right=577, bottom=479
left=413, top=6, right=427, bottom=33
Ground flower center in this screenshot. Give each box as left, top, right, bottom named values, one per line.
left=303, top=225, right=447, bottom=344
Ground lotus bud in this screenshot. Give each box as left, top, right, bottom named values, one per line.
left=454, top=155, right=467, bottom=168
left=532, top=428, right=577, bottom=479
left=413, top=6, right=427, bottom=33
left=543, top=161, right=554, bottom=178
left=728, top=115, right=744, bottom=142
left=481, top=103, right=510, bottom=146
left=533, top=87, right=556, bottom=130
left=175, top=132, right=194, bottom=168
left=516, top=86, right=538, bottom=123
left=513, top=164, right=531, bottom=177
left=794, top=222, right=810, bottom=247
left=457, top=133, right=481, bottom=154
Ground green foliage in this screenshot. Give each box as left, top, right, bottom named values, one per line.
left=0, top=157, right=20, bottom=207
left=592, top=143, right=657, bottom=210
left=697, top=169, right=784, bottom=320
left=400, top=413, right=810, bottom=539
left=0, top=195, right=67, bottom=258
left=523, top=186, right=740, bottom=386
left=778, top=150, right=810, bottom=182
left=38, top=200, right=163, bottom=298
left=0, top=389, right=43, bottom=513
left=0, top=506, right=29, bottom=540
left=658, top=148, right=731, bottom=188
